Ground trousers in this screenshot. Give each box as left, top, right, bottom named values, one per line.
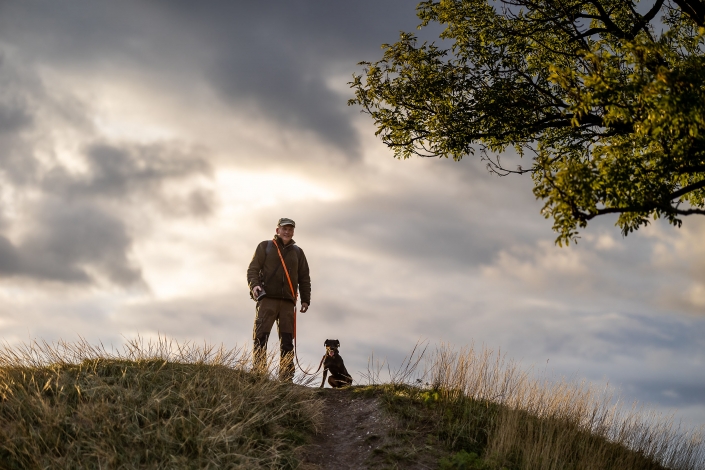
left=252, top=297, right=295, bottom=380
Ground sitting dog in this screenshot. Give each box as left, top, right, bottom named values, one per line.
left=320, top=339, right=353, bottom=388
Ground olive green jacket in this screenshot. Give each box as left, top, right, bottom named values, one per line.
left=247, top=236, right=311, bottom=305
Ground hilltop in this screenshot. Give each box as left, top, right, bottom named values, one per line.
left=0, top=338, right=702, bottom=469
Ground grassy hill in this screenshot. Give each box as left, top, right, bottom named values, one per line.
left=0, top=338, right=702, bottom=469
left=0, top=338, right=320, bottom=469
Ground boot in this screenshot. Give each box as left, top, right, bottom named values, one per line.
left=279, top=332, right=295, bottom=382
left=279, top=351, right=295, bottom=382
left=252, top=333, right=269, bottom=374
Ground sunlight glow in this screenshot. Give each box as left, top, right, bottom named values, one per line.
left=216, top=169, right=343, bottom=217
left=131, top=169, right=344, bottom=300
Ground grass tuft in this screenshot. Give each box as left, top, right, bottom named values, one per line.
left=363, top=342, right=705, bottom=470
left=0, top=336, right=321, bottom=469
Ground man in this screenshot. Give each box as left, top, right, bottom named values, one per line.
left=247, top=217, right=311, bottom=381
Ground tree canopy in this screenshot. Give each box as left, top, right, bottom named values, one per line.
left=350, top=0, right=705, bottom=244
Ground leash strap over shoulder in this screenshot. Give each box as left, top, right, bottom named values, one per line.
left=272, top=239, right=297, bottom=320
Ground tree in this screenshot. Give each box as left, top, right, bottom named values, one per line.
left=350, top=0, right=705, bottom=244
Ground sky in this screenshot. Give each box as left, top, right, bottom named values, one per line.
left=0, top=1, right=703, bottom=429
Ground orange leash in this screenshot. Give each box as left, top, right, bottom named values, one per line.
left=272, top=239, right=323, bottom=377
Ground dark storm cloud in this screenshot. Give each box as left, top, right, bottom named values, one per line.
left=0, top=51, right=36, bottom=132
left=44, top=142, right=214, bottom=216
left=114, top=294, right=250, bottom=339
left=184, top=0, right=426, bottom=158
left=0, top=201, right=141, bottom=285
left=592, top=312, right=705, bottom=354
left=0, top=139, right=215, bottom=285
left=311, top=196, right=508, bottom=266
left=0, top=100, right=32, bottom=135
left=627, top=380, right=705, bottom=408
left=0, top=0, right=425, bottom=159
left=0, top=235, right=21, bottom=275
left=0, top=54, right=41, bottom=185
left=0, top=48, right=214, bottom=287
left=306, top=160, right=547, bottom=269
left=210, top=52, right=358, bottom=156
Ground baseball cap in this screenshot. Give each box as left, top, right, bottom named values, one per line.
left=277, top=217, right=296, bottom=227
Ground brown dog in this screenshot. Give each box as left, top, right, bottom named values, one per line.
left=320, top=339, right=353, bottom=388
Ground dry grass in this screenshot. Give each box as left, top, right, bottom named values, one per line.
left=0, top=336, right=322, bottom=469
left=2, top=337, right=702, bottom=469
left=365, top=342, right=705, bottom=470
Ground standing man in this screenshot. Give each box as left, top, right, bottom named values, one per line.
left=247, top=218, right=311, bottom=381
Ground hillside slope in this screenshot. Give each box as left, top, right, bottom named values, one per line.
left=0, top=338, right=702, bottom=469
left=0, top=337, right=326, bottom=469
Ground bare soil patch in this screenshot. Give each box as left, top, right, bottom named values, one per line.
left=299, top=387, right=440, bottom=470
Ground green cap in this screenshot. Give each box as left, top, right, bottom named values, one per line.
left=277, top=217, right=296, bottom=227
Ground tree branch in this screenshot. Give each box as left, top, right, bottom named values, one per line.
left=599, top=205, right=705, bottom=217
left=672, top=0, right=705, bottom=27
left=669, top=178, right=705, bottom=200
left=628, top=0, right=664, bottom=37
left=573, top=179, right=705, bottom=222
left=587, top=0, right=632, bottom=39
left=570, top=27, right=613, bottom=41
left=579, top=204, right=705, bottom=221
left=676, top=164, right=705, bottom=174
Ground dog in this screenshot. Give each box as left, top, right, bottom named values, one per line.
left=320, top=339, right=353, bottom=388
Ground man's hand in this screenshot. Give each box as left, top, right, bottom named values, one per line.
left=300, top=303, right=309, bottom=313
left=252, top=286, right=262, bottom=297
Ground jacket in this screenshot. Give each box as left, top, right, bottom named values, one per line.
left=247, top=236, right=311, bottom=305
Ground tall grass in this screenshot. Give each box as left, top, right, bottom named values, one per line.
left=2, top=337, right=702, bottom=469
left=0, top=336, right=321, bottom=469
left=369, top=342, right=705, bottom=470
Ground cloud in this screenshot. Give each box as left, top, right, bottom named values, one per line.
left=44, top=141, right=214, bottom=215
left=301, top=154, right=549, bottom=271
left=0, top=53, right=41, bottom=185
left=0, top=1, right=427, bottom=161
left=0, top=137, right=215, bottom=286
left=0, top=235, right=21, bottom=275
left=642, top=218, right=705, bottom=314
left=0, top=99, right=32, bottom=135
left=628, top=380, right=705, bottom=408
left=0, top=200, right=141, bottom=285
left=144, top=0, right=435, bottom=159
left=29, top=203, right=139, bottom=285
left=0, top=46, right=215, bottom=288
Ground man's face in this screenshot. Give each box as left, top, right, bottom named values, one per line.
left=276, top=224, right=295, bottom=243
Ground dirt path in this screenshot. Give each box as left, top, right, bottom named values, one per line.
left=300, top=388, right=436, bottom=470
